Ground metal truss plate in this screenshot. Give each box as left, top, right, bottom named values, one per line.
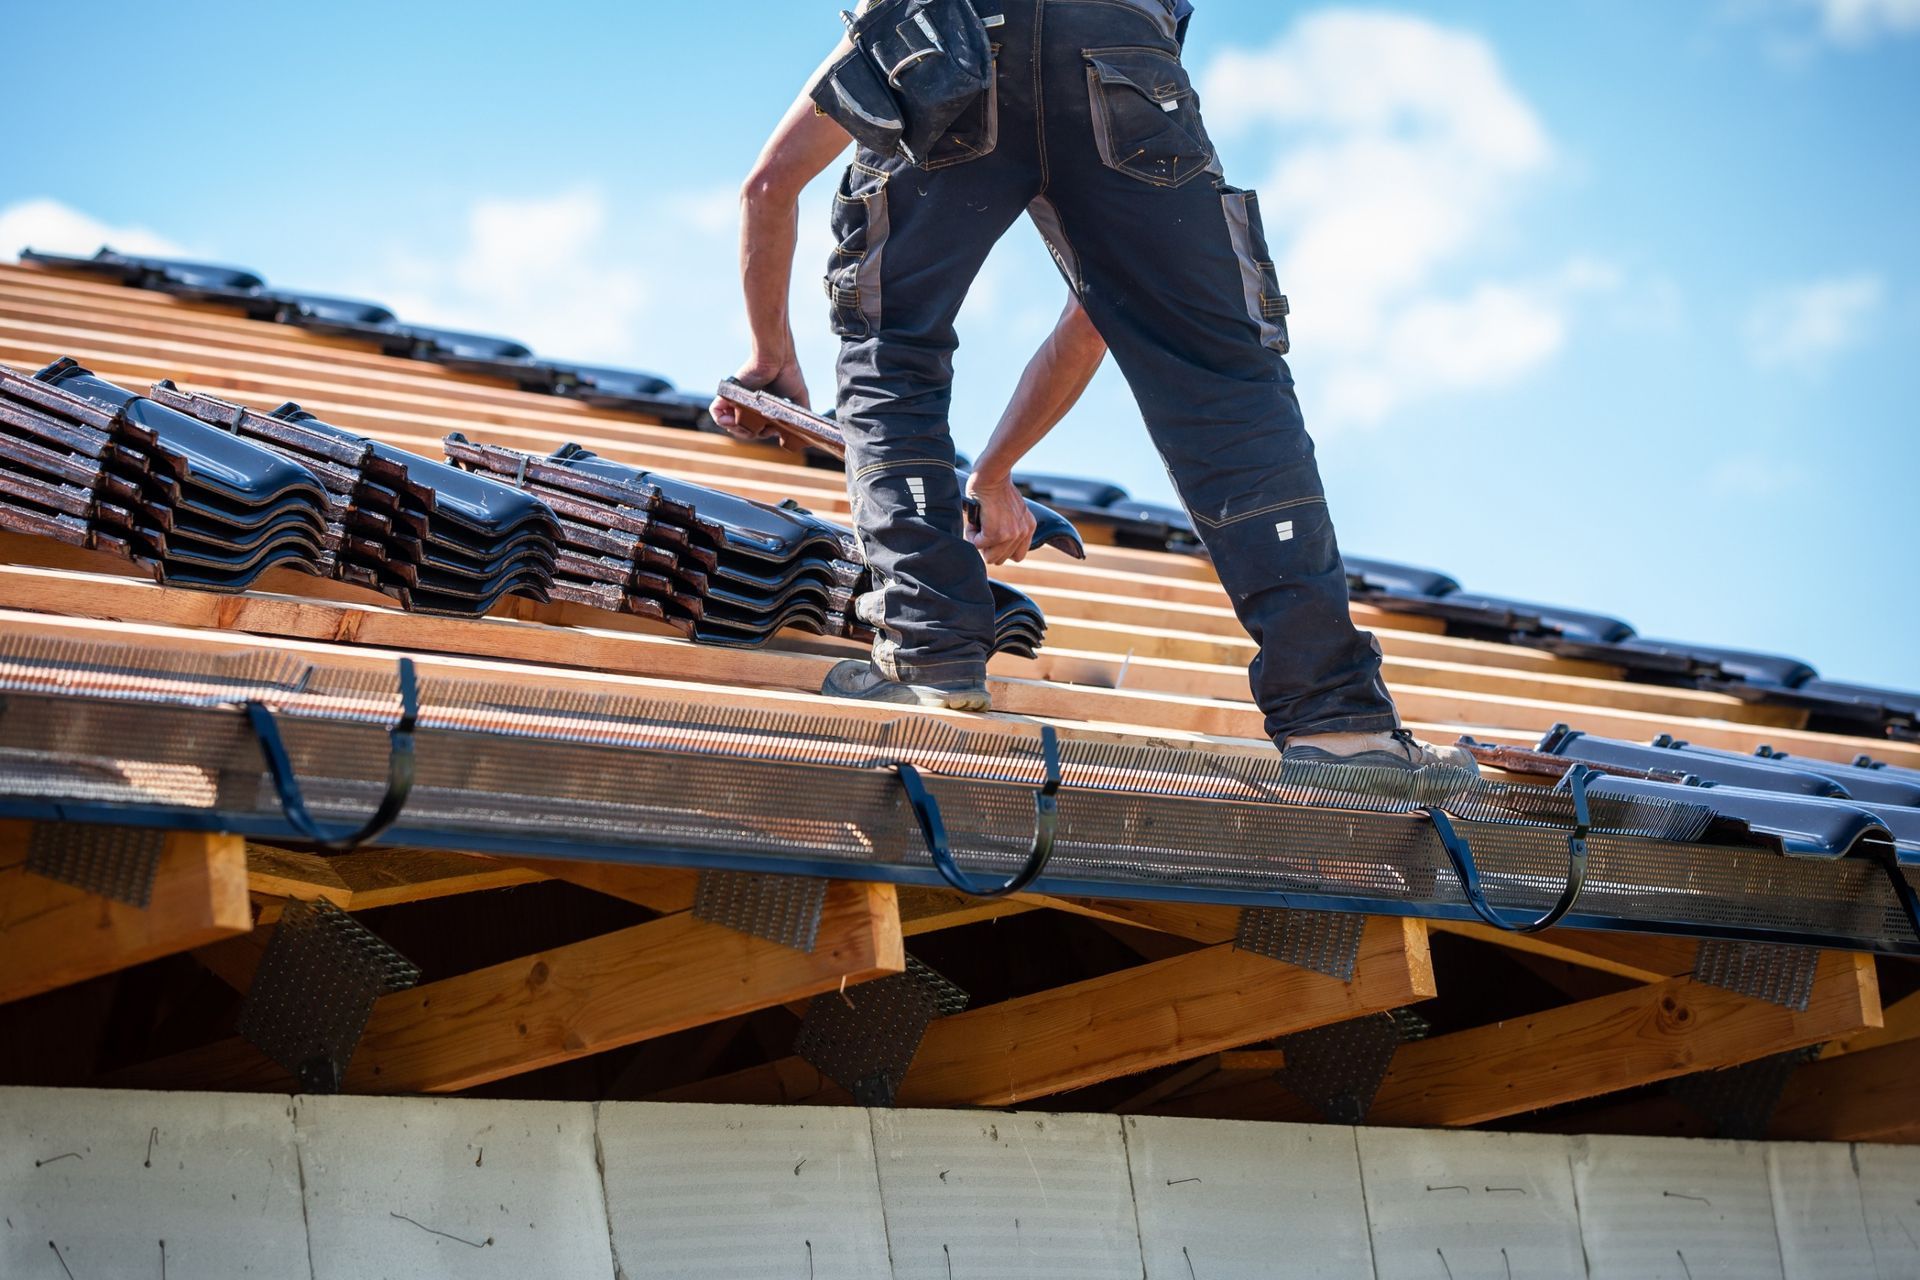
left=1234, top=907, right=1366, bottom=980
left=1275, top=1011, right=1421, bottom=1124
left=1669, top=1046, right=1821, bottom=1140
left=794, top=957, right=968, bottom=1107
left=26, top=823, right=166, bottom=907
left=1694, top=939, right=1820, bottom=1011
left=237, top=899, right=421, bottom=1093
left=693, top=870, right=828, bottom=953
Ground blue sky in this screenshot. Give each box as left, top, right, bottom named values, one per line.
left=4, top=0, right=1915, bottom=688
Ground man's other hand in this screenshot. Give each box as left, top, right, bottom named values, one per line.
left=712, top=360, right=810, bottom=440
left=965, top=471, right=1036, bottom=565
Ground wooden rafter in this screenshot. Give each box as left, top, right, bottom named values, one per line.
left=0, top=823, right=250, bottom=1005
left=247, top=844, right=544, bottom=913
left=1153, top=950, right=1880, bottom=1127
left=1773, top=1023, right=1920, bottom=1143
left=1427, top=921, right=1701, bottom=984
left=119, top=880, right=903, bottom=1094
left=663, top=917, right=1432, bottom=1109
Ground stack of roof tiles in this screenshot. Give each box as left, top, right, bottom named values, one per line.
left=443, top=436, right=716, bottom=632
left=443, top=437, right=1049, bottom=656
left=154, top=389, right=560, bottom=616
left=0, top=359, right=331, bottom=590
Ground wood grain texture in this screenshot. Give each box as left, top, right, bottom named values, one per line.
left=247, top=844, right=544, bottom=910
left=1773, top=1034, right=1920, bottom=1142
left=118, top=880, right=902, bottom=1094
left=667, top=917, right=1432, bottom=1108
left=1363, top=949, right=1879, bottom=1127
left=0, top=822, right=250, bottom=1004
left=1428, top=921, right=1702, bottom=982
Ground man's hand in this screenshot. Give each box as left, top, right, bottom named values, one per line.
left=711, top=359, right=810, bottom=440
left=965, top=470, right=1036, bottom=565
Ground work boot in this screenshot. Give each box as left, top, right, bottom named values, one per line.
left=821, top=659, right=992, bottom=711
left=1280, top=728, right=1481, bottom=804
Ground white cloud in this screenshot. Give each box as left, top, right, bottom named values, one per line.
left=1745, top=273, right=1884, bottom=372
left=1799, top=0, right=1920, bottom=41
left=357, top=188, right=653, bottom=364
left=347, top=183, right=849, bottom=396
left=1199, top=10, right=1585, bottom=431
left=0, top=197, right=186, bottom=261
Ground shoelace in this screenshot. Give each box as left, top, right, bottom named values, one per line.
left=1389, top=727, right=1423, bottom=763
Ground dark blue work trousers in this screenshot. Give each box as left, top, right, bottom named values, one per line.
left=828, top=0, right=1399, bottom=743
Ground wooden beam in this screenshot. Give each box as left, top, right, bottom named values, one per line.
left=1820, top=988, right=1920, bottom=1058
left=1428, top=921, right=1700, bottom=984
left=247, top=844, right=545, bottom=911
left=1378, top=950, right=1878, bottom=1127
left=496, top=858, right=698, bottom=914
left=6, top=568, right=1899, bottom=766
left=115, top=880, right=903, bottom=1094
left=1157, top=950, right=1879, bottom=1127
left=1111, top=1050, right=1289, bottom=1114
left=1772, top=1035, right=1920, bottom=1143
left=0, top=823, right=250, bottom=1004
left=898, top=885, right=1036, bottom=936
left=1028, top=895, right=1241, bottom=945
left=664, top=917, right=1433, bottom=1109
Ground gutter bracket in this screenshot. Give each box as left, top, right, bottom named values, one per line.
left=245, top=658, right=420, bottom=853
left=896, top=725, right=1060, bottom=899
left=1426, top=763, right=1594, bottom=935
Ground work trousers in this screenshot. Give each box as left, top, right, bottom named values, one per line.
left=829, top=0, right=1398, bottom=742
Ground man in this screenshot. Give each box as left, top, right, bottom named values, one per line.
left=714, top=0, right=1474, bottom=779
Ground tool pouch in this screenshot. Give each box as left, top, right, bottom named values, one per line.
left=811, top=0, right=993, bottom=164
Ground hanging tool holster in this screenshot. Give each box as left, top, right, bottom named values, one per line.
left=810, top=0, right=996, bottom=163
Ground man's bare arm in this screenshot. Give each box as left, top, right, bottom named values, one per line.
left=965, top=297, right=1108, bottom=564
left=711, top=47, right=854, bottom=438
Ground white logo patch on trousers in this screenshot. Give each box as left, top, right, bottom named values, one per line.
left=1275, top=520, right=1295, bottom=542
left=906, top=476, right=928, bottom=516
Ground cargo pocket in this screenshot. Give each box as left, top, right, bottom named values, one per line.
left=825, top=161, right=892, bottom=339
left=922, top=46, right=999, bottom=170
left=1084, top=45, right=1215, bottom=188
left=1219, top=186, right=1291, bottom=354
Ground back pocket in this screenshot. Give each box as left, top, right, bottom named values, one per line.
left=1084, top=46, right=1215, bottom=188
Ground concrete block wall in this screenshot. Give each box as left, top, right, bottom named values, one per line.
left=3, top=1087, right=1917, bottom=1278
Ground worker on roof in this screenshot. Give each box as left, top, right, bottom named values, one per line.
left=713, top=0, right=1476, bottom=782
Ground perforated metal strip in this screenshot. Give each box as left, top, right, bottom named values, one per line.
left=1234, top=908, right=1366, bottom=980
left=26, top=823, right=167, bottom=907
left=1668, top=1046, right=1821, bottom=1139
left=692, top=870, right=829, bottom=953
left=793, top=956, right=968, bottom=1106
left=1693, top=939, right=1821, bottom=1011
left=1272, top=1013, right=1404, bottom=1124
left=237, top=899, right=421, bottom=1093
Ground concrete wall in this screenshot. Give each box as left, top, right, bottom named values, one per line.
left=4, top=1087, right=1916, bottom=1279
